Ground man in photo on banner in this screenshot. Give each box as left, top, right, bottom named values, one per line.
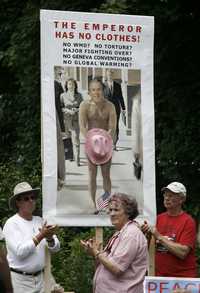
left=141, top=182, right=197, bottom=277
left=3, top=182, right=60, bottom=293
left=79, top=78, right=116, bottom=212
left=104, top=68, right=126, bottom=151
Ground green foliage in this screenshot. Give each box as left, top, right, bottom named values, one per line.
left=99, top=0, right=128, bottom=14
left=51, top=228, right=94, bottom=293
left=51, top=227, right=115, bottom=292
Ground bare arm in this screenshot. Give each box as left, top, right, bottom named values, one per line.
left=79, top=101, right=88, bottom=137
left=152, top=227, right=190, bottom=260
left=141, top=222, right=191, bottom=259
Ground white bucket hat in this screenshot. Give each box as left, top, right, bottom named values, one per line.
left=9, top=182, right=40, bottom=210
left=162, top=182, right=186, bottom=197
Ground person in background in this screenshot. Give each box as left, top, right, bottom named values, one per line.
left=142, top=182, right=197, bottom=277
left=80, top=193, right=148, bottom=292
left=79, top=78, right=116, bottom=211
left=54, top=68, right=65, bottom=133
left=104, top=69, right=126, bottom=150
left=54, top=68, right=66, bottom=189
left=60, top=78, right=83, bottom=166
left=3, top=182, right=60, bottom=293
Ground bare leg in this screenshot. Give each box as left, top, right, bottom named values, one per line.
left=100, top=159, right=112, bottom=194
left=87, top=159, right=98, bottom=208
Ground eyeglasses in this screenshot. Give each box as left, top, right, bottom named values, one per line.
left=163, top=193, right=181, bottom=200
left=17, top=195, right=37, bottom=202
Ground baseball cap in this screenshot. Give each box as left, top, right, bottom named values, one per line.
left=162, top=182, right=186, bottom=197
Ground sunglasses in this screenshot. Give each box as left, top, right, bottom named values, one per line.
left=17, top=195, right=37, bottom=202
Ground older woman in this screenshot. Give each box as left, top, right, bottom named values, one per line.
left=80, top=193, right=148, bottom=293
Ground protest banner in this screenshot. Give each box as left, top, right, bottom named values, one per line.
left=40, top=9, right=155, bottom=226
left=144, top=276, right=200, bottom=293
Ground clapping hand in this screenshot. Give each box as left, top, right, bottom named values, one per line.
left=39, top=221, right=57, bottom=240
left=80, top=238, right=101, bottom=257
left=141, top=221, right=151, bottom=235
left=141, top=221, right=162, bottom=242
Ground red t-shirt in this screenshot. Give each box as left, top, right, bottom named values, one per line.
left=155, top=212, right=197, bottom=277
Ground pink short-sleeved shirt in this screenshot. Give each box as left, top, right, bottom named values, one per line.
left=93, top=222, right=148, bottom=293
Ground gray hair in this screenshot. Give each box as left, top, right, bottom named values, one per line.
left=109, top=193, right=139, bottom=220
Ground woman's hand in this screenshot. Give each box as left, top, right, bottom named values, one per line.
left=80, top=237, right=123, bottom=275
left=80, top=238, right=101, bottom=258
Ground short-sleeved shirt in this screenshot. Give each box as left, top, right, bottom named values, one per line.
left=93, top=222, right=148, bottom=293
left=155, top=212, right=197, bottom=277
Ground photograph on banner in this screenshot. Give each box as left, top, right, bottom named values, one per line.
left=40, top=10, right=155, bottom=226
left=55, top=66, right=142, bottom=213
left=144, top=276, right=200, bottom=293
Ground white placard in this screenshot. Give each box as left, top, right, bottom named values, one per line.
left=40, top=9, right=155, bottom=226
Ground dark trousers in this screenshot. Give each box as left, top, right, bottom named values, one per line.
left=63, top=138, right=74, bottom=160
left=115, top=111, right=120, bottom=144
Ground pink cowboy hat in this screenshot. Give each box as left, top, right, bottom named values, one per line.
left=85, top=128, right=113, bottom=165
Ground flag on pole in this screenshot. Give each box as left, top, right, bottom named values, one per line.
left=97, top=191, right=110, bottom=211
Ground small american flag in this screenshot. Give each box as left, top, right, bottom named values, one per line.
left=96, top=191, right=110, bottom=211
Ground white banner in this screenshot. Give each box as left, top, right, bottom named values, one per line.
left=144, top=276, right=200, bottom=293
left=40, top=9, right=155, bottom=226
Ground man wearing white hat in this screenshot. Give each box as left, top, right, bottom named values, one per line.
left=3, top=182, right=60, bottom=293
left=142, top=182, right=197, bottom=277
